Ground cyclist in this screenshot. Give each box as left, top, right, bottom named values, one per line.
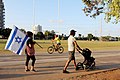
left=52, top=34, right=61, bottom=51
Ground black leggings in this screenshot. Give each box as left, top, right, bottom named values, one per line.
left=25, top=54, right=36, bottom=66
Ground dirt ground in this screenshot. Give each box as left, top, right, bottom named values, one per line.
left=84, top=69, right=120, bottom=80
left=62, top=68, right=120, bottom=80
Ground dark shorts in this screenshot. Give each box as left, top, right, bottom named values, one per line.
left=57, top=43, right=61, bottom=45
left=68, top=51, right=75, bottom=60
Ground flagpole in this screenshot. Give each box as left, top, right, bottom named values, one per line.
left=100, top=16, right=102, bottom=41
left=58, top=0, right=60, bottom=21
left=58, top=0, right=60, bottom=35
left=33, top=0, right=35, bottom=40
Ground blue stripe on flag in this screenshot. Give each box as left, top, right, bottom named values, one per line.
left=6, top=27, right=18, bottom=49
left=16, top=35, right=28, bottom=55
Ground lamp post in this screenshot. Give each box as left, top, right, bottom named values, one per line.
left=49, top=0, right=63, bottom=35
left=100, top=16, right=102, bottom=41
left=58, top=0, right=60, bottom=22
left=33, top=0, right=35, bottom=40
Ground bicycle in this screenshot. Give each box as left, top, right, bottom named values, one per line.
left=47, top=42, right=64, bottom=54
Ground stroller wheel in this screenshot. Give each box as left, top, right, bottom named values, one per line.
left=76, top=62, right=84, bottom=70
left=89, top=61, right=96, bottom=70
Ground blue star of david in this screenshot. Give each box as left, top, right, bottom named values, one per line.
left=15, top=36, right=22, bottom=44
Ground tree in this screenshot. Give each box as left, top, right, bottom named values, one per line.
left=78, top=34, right=82, bottom=40
left=0, top=28, right=2, bottom=35
left=44, top=30, right=55, bottom=39
left=87, top=33, right=93, bottom=41
left=20, top=28, right=26, bottom=33
left=51, top=30, right=55, bottom=36
left=82, top=0, right=120, bottom=23
left=44, top=30, right=50, bottom=39
left=1, top=28, right=11, bottom=38
left=35, top=32, right=45, bottom=40
left=61, top=34, right=64, bottom=40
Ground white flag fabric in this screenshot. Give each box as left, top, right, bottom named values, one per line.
left=5, top=26, right=29, bottom=55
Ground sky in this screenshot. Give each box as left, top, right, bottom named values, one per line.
left=3, top=0, right=120, bottom=37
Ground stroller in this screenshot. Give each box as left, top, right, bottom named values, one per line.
left=76, top=48, right=95, bottom=71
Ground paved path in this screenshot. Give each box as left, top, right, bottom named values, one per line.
left=0, top=50, right=120, bottom=80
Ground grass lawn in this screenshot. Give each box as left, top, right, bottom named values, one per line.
left=0, top=39, right=120, bottom=54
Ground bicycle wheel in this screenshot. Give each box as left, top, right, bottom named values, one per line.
left=47, top=46, right=54, bottom=54
left=58, top=46, right=64, bottom=54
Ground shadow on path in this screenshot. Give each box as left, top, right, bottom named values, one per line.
left=0, top=74, right=31, bottom=79
left=96, top=63, right=120, bottom=70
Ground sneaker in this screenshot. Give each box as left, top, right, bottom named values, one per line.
left=25, top=69, right=30, bottom=72
left=31, top=69, right=36, bottom=72
left=75, top=67, right=79, bottom=71
left=63, top=70, right=69, bottom=73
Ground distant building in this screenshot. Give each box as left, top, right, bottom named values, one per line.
left=33, top=25, right=42, bottom=34
left=0, top=0, right=5, bottom=29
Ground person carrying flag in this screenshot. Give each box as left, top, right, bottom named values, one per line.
left=25, top=31, right=36, bottom=72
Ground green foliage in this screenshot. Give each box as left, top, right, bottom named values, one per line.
left=44, top=30, right=55, bottom=39
left=87, top=33, right=94, bottom=41
left=20, top=28, right=26, bottom=33
left=0, top=28, right=11, bottom=38
left=44, top=30, right=51, bottom=37
left=82, top=0, right=120, bottom=23
left=35, top=32, right=45, bottom=40
left=105, top=0, right=120, bottom=23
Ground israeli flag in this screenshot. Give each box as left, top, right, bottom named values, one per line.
left=5, top=26, right=29, bottom=55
